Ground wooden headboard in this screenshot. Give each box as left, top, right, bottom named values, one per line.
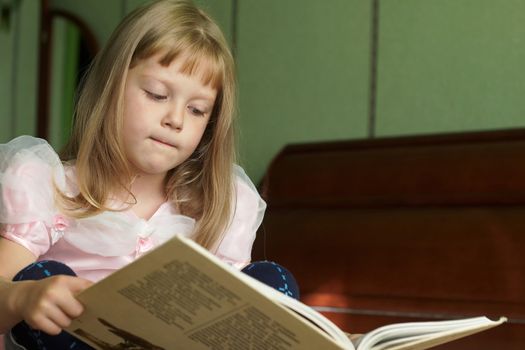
left=252, top=129, right=525, bottom=350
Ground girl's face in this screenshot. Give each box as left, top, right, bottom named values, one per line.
left=121, top=52, right=217, bottom=178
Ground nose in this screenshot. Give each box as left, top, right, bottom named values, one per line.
left=162, top=106, right=184, bottom=130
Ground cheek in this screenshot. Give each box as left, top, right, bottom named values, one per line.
left=183, top=123, right=209, bottom=154
left=192, top=122, right=210, bottom=145
left=123, top=104, right=148, bottom=136
left=121, top=115, right=136, bottom=142
left=122, top=86, right=150, bottom=132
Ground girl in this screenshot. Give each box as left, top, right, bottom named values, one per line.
left=0, top=0, right=298, bottom=349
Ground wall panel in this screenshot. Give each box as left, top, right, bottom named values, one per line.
left=237, top=0, right=371, bottom=181
left=375, top=0, right=525, bottom=136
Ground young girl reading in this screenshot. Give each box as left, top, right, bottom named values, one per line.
left=0, top=1, right=298, bottom=349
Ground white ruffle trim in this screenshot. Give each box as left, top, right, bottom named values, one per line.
left=63, top=210, right=196, bottom=256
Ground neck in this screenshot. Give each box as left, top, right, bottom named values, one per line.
left=130, top=172, right=167, bottom=200
left=124, top=172, right=168, bottom=220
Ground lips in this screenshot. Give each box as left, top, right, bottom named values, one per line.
left=150, top=137, right=176, bottom=148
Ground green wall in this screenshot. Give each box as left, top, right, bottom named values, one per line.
left=48, top=17, right=80, bottom=150
left=3, top=0, right=525, bottom=184
left=236, top=0, right=371, bottom=181
left=376, top=0, right=525, bottom=136
left=0, top=2, right=13, bottom=142
left=236, top=0, right=525, bottom=181
left=0, top=0, right=40, bottom=142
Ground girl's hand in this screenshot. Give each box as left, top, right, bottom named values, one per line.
left=11, top=275, right=93, bottom=335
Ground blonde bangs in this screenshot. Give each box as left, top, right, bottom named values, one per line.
left=168, top=47, right=224, bottom=90
left=133, top=30, right=226, bottom=90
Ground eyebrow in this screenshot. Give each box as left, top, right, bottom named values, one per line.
left=140, top=73, right=216, bottom=102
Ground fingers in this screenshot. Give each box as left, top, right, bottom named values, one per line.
left=60, top=277, right=92, bottom=318
left=15, top=275, right=93, bottom=335
left=59, top=293, right=85, bottom=319
left=50, top=276, right=90, bottom=318
left=29, top=316, right=63, bottom=336
left=26, top=305, right=73, bottom=335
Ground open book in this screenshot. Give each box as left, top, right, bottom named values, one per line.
left=66, top=234, right=506, bottom=350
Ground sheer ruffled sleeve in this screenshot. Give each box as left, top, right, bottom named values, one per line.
left=0, top=136, right=67, bottom=257
left=215, top=165, right=266, bottom=269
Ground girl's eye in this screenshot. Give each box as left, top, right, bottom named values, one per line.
left=189, top=106, right=205, bottom=117
left=144, top=90, right=167, bottom=101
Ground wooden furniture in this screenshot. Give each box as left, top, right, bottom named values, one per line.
left=252, top=129, right=525, bottom=349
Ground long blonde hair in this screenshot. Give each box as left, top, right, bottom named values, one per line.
left=60, top=0, right=236, bottom=250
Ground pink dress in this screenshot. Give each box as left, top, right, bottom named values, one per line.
left=0, top=136, right=266, bottom=283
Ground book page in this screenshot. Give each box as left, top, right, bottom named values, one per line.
left=66, top=235, right=350, bottom=350
left=374, top=318, right=506, bottom=350
left=356, top=316, right=506, bottom=350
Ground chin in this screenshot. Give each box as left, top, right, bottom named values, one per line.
left=135, top=158, right=184, bottom=175
left=134, top=164, right=173, bottom=177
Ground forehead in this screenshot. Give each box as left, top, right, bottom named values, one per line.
left=131, top=50, right=223, bottom=90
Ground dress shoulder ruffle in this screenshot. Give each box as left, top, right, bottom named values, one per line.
left=214, top=165, right=267, bottom=267
left=0, top=135, right=67, bottom=226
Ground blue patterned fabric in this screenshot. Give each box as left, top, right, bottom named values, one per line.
left=241, top=261, right=300, bottom=299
